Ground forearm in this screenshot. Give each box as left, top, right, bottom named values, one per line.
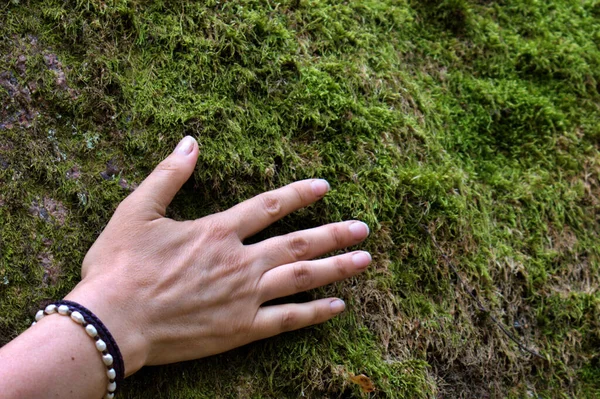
left=0, top=315, right=107, bottom=399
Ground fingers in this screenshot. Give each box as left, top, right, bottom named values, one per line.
left=248, top=220, right=370, bottom=269
left=251, top=298, right=346, bottom=340
left=126, top=136, right=199, bottom=218
left=226, top=179, right=330, bottom=240
left=257, top=251, right=371, bottom=303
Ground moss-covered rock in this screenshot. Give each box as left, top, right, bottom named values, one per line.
left=1, top=0, right=599, bottom=397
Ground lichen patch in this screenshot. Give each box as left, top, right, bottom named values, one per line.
left=29, top=197, right=69, bottom=226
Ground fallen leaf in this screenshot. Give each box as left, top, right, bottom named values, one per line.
left=349, top=373, right=375, bottom=393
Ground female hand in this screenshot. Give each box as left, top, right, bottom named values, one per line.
left=65, top=136, right=371, bottom=376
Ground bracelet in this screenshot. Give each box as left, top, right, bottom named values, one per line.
left=32, top=300, right=125, bottom=399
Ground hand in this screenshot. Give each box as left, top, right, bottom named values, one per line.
left=65, top=136, right=371, bottom=376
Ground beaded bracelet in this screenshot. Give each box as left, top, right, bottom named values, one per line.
left=32, top=300, right=124, bottom=399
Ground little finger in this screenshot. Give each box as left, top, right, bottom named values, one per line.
left=251, top=298, right=346, bottom=340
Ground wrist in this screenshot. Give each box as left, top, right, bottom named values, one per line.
left=65, top=279, right=150, bottom=376
left=0, top=315, right=109, bottom=399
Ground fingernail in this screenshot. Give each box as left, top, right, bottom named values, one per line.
left=311, top=179, right=330, bottom=196
left=349, top=221, right=369, bottom=240
left=352, top=251, right=372, bottom=268
left=174, top=136, right=195, bottom=155
left=330, top=299, right=345, bottom=314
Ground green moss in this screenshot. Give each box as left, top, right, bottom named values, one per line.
left=1, top=0, right=599, bottom=397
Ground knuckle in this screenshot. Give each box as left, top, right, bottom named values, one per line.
left=334, top=257, right=347, bottom=278
left=288, top=236, right=309, bottom=259
left=200, top=217, right=233, bottom=241
left=231, top=319, right=250, bottom=336
left=114, top=200, right=134, bottom=218
left=280, top=310, right=298, bottom=332
left=312, top=307, right=322, bottom=325
left=155, top=158, right=180, bottom=174
left=291, top=185, right=306, bottom=204
left=113, top=198, right=152, bottom=222
left=222, top=250, right=246, bottom=272
left=293, top=262, right=313, bottom=291
left=262, top=195, right=282, bottom=217
left=330, top=225, right=345, bottom=247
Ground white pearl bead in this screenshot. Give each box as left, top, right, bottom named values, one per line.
left=104, top=393, right=115, bottom=399
left=95, top=339, right=107, bottom=352
left=35, top=310, right=45, bottom=321
left=85, top=324, right=98, bottom=338
left=57, top=305, right=69, bottom=315
left=70, top=311, right=85, bottom=324
left=45, top=304, right=57, bottom=314
left=107, top=368, right=116, bottom=380
left=102, top=353, right=113, bottom=366
left=107, top=381, right=117, bottom=392
left=31, top=321, right=36, bottom=326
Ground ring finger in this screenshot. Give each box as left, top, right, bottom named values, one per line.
left=257, top=251, right=372, bottom=303
left=247, top=220, right=370, bottom=270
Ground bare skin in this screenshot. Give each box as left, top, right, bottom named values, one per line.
left=0, top=136, right=371, bottom=398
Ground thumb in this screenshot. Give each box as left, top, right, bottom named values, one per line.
left=128, top=136, right=199, bottom=218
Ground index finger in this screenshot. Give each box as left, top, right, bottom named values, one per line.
left=226, top=179, right=330, bottom=240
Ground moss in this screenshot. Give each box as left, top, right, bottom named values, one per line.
left=1, top=0, right=600, bottom=397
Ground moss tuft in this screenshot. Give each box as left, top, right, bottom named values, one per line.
left=1, top=0, right=599, bottom=397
